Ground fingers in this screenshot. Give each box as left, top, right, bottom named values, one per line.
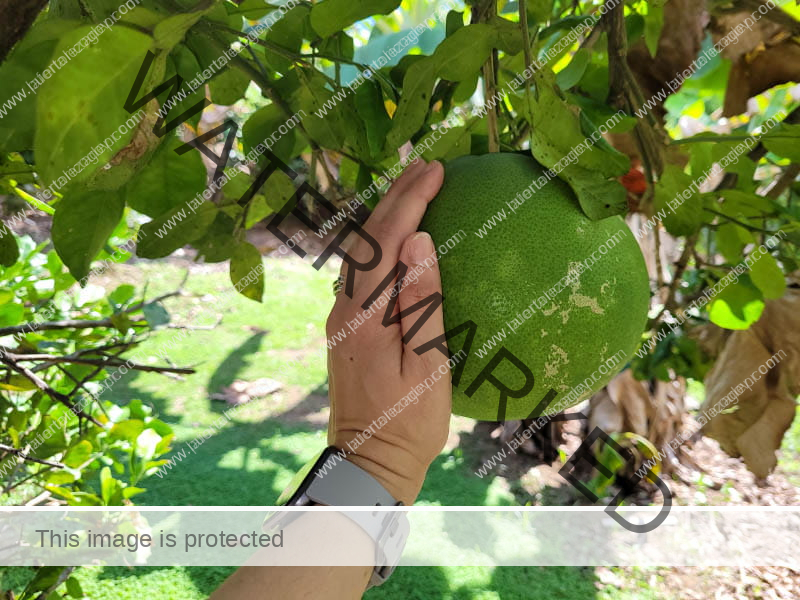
left=398, top=232, right=448, bottom=374
left=346, top=160, right=444, bottom=305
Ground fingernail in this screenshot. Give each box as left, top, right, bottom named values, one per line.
left=406, top=158, right=423, bottom=171
left=409, top=232, right=435, bottom=265
left=423, top=160, right=440, bottom=174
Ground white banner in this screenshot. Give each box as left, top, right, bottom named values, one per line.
left=1, top=507, right=798, bottom=567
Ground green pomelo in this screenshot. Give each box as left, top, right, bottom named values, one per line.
left=420, top=153, right=650, bottom=421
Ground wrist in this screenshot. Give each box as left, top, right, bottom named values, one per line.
left=342, top=445, right=428, bottom=506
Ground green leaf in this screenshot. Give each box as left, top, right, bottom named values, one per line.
left=310, top=0, right=401, bottom=38
left=246, top=171, right=296, bottom=228
left=762, top=124, right=800, bottom=162
left=194, top=212, right=237, bottom=262
left=0, top=21, right=79, bottom=151
left=293, top=69, right=348, bottom=148
left=209, top=66, right=251, bottom=106
left=19, top=567, right=65, bottom=597
left=0, top=224, right=19, bottom=267
left=749, top=252, right=786, bottom=300
left=142, top=301, right=171, bottom=327
left=688, top=142, right=713, bottom=180
left=137, top=200, right=218, bottom=258
left=488, top=16, right=524, bottom=55
left=653, top=165, right=702, bottom=236
left=109, top=283, right=136, bottom=307
left=0, top=303, right=23, bottom=328
left=52, top=190, right=125, bottom=281
left=386, top=21, right=523, bottom=151
left=708, top=277, right=765, bottom=330
left=123, top=135, right=207, bottom=218
left=568, top=94, right=637, bottom=133
left=153, top=3, right=214, bottom=50
left=35, top=26, right=154, bottom=186
left=0, top=375, right=38, bottom=392
left=556, top=49, right=591, bottom=90
left=243, top=103, right=299, bottom=163
left=100, top=465, right=119, bottom=505
left=136, top=428, right=162, bottom=461
left=260, top=4, right=312, bottom=72
left=527, top=0, right=554, bottom=24
left=226, top=0, right=277, bottom=20
left=445, top=10, right=465, bottom=36
left=354, top=81, right=392, bottom=160
left=230, top=242, right=264, bottom=302
left=385, top=58, right=438, bottom=151
left=122, top=486, right=147, bottom=499
left=421, top=126, right=471, bottom=161
left=436, top=24, right=496, bottom=82
left=715, top=222, right=752, bottom=263
left=526, top=68, right=628, bottom=220
left=717, top=189, right=775, bottom=217
left=63, top=440, right=93, bottom=469
left=643, top=2, right=665, bottom=57
left=110, top=419, right=146, bottom=443
left=65, top=576, right=85, bottom=598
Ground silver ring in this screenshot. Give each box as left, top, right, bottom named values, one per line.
left=333, top=275, right=344, bottom=296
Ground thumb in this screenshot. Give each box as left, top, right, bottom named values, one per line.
left=398, top=231, right=448, bottom=373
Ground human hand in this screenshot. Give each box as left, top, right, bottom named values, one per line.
left=325, top=158, right=451, bottom=505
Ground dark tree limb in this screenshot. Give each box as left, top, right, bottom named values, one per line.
left=0, top=444, right=65, bottom=468
left=0, top=0, right=48, bottom=64
left=0, top=288, right=186, bottom=337
left=605, top=1, right=665, bottom=180
left=7, top=353, right=195, bottom=375
left=0, top=355, right=103, bottom=427
left=767, top=164, right=800, bottom=200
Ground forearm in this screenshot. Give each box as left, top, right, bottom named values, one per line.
left=209, top=512, right=374, bottom=600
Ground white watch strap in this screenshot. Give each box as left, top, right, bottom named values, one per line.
left=278, top=447, right=411, bottom=588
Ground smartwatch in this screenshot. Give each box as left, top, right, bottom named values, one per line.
left=269, top=446, right=410, bottom=588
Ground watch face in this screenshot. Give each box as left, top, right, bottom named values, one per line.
left=276, top=446, right=341, bottom=505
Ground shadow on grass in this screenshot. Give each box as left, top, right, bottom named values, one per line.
left=94, top=566, right=237, bottom=596
left=365, top=566, right=599, bottom=599
left=206, top=330, right=268, bottom=415
left=90, top=565, right=598, bottom=599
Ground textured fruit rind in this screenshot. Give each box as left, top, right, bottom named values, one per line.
left=420, top=153, right=650, bottom=421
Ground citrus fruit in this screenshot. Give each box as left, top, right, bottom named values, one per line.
left=419, top=153, right=650, bottom=421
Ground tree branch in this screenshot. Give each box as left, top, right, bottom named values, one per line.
left=0, top=444, right=65, bottom=469
left=605, top=1, right=665, bottom=179
left=33, top=567, right=76, bottom=600
left=7, top=353, right=195, bottom=375
left=0, top=0, right=48, bottom=63
left=0, top=355, right=103, bottom=427
left=0, top=288, right=186, bottom=337
left=766, top=164, right=800, bottom=200
left=473, top=0, right=500, bottom=152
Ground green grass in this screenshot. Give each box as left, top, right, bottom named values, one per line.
left=8, top=260, right=796, bottom=598
left=4, top=260, right=597, bottom=599
left=779, top=406, right=800, bottom=486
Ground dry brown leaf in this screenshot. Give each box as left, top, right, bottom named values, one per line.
left=701, top=289, right=800, bottom=478
left=210, top=378, right=283, bottom=406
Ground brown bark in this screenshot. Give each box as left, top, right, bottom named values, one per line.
left=0, top=0, right=50, bottom=64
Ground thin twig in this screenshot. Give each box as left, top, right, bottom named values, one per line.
left=766, top=164, right=800, bottom=200
left=0, top=287, right=185, bottom=338
left=648, top=233, right=699, bottom=329
left=704, top=208, right=778, bottom=234
left=0, top=355, right=103, bottom=427
left=6, top=354, right=195, bottom=375
left=33, top=567, right=76, bottom=600
left=519, top=0, right=535, bottom=133
left=0, top=444, right=65, bottom=468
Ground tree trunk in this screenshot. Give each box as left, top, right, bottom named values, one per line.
left=0, top=0, right=49, bottom=63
